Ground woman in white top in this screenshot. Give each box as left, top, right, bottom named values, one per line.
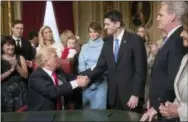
left=37, top=25, right=64, bottom=57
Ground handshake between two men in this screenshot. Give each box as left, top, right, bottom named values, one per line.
left=75, top=75, right=90, bottom=88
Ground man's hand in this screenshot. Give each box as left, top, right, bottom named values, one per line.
left=76, top=75, right=90, bottom=87
left=159, top=101, right=178, bottom=119
left=127, top=95, right=139, bottom=109
left=140, top=107, right=157, bottom=121
left=147, top=100, right=150, bottom=110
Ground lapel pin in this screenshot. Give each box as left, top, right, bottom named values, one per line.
left=124, top=40, right=127, bottom=43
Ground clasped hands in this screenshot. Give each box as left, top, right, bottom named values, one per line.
left=140, top=100, right=178, bottom=121
left=76, top=75, right=90, bottom=87
left=159, top=101, right=178, bottom=119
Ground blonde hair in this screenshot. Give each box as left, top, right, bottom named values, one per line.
left=38, top=25, right=55, bottom=48
left=136, top=26, right=150, bottom=44
left=60, top=29, right=74, bottom=45
left=36, top=47, right=56, bottom=67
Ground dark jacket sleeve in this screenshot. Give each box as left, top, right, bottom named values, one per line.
left=29, top=74, right=73, bottom=99
left=28, top=41, right=35, bottom=60
left=56, top=67, right=76, bottom=82
left=132, top=36, right=147, bottom=97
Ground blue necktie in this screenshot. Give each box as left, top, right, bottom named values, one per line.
left=114, top=38, right=120, bottom=63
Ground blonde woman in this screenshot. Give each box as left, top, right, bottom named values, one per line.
left=37, top=25, right=64, bottom=57
left=136, top=26, right=150, bottom=57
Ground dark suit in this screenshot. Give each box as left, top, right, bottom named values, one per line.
left=81, top=30, right=147, bottom=111
left=149, top=26, right=185, bottom=118
left=28, top=67, right=74, bottom=111
left=12, top=38, right=35, bottom=60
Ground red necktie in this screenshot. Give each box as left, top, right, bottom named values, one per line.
left=52, top=72, right=62, bottom=110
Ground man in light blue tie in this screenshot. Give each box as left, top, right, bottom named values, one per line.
left=79, top=10, right=147, bottom=113
left=114, top=38, right=120, bottom=63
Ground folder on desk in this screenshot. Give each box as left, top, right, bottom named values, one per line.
left=25, top=112, right=55, bottom=122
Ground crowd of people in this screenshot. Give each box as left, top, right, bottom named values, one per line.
left=1, top=1, right=188, bottom=122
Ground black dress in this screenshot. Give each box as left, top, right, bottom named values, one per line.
left=1, top=55, right=28, bottom=112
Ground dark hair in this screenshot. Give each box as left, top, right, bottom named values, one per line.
left=88, top=22, right=102, bottom=33
left=1, top=36, right=15, bottom=54
left=136, top=25, right=145, bottom=31
left=181, top=12, right=188, bottom=30
left=104, top=10, right=124, bottom=27
left=12, top=20, right=23, bottom=27
left=28, top=30, right=38, bottom=40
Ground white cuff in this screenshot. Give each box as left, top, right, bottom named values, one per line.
left=70, top=80, right=79, bottom=89
left=90, top=65, right=96, bottom=71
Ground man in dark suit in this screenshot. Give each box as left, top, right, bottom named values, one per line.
left=80, top=10, right=147, bottom=112
left=28, top=30, right=39, bottom=57
left=28, top=47, right=89, bottom=111
left=11, top=20, right=35, bottom=68
left=140, top=1, right=187, bottom=122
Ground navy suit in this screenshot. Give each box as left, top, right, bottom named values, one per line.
left=149, top=26, right=185, bottom=119
left=81, top=30, right=147, bottom=112
left=28, top=67, right=74, bottom=111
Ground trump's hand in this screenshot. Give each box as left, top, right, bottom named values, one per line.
left=76, top=75, right=90, bottom=87
left=127, top=95, right=138, bottom=109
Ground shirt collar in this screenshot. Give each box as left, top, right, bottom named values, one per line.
left=42, top=67, right=53, bottom=77
left=12, top=36, right=21, bottom=41
left=167, top=25, right=182, bottom=39
left=114, top=29, right=125, bottom=42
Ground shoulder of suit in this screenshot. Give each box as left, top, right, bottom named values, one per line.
left=169, top=26, right=183, bottom=40
left=169, top=33, right=184, bottom=49
left=29, top=67, right=45, bottom=78
left=126, top=31, right=144, bottom=43
left=21, top=38, right=28, bottom=42
left=103, top=36, right=113, bottom=44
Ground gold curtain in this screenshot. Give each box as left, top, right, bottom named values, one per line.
left=73, top=1, right=161, bottom=44
left=1, top=1, right=21, bottom=36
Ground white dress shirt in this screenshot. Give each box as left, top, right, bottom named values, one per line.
left=12, top=36, right=22, bottom=47
left=162, top=25, right=182, bottom=47
left=42, top=67, right=78, bottom=89
left=113, top=29, right=125, bottom=53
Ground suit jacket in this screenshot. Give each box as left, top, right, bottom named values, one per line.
left=149, top=26, right=186, bottom=112
left=81, top=30, right=147, bottom=109
left=28, top=67, right=73, bottom=111
left=174, top=54, right=188, bottom=121
left=12, top=38, right=35, bottom=60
